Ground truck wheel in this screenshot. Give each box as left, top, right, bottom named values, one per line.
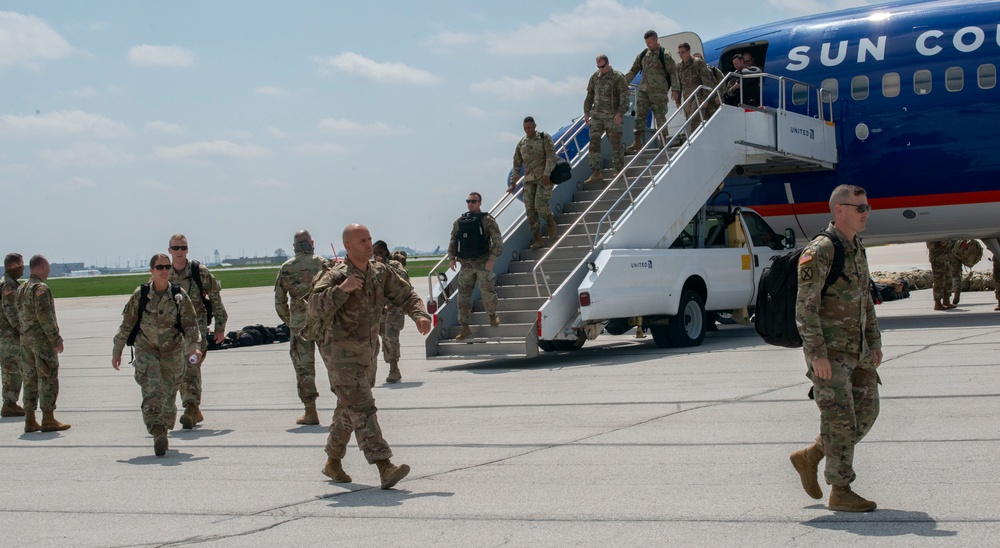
left=542, top=332, right=586, bottom=352
left=666, top=290, right=706, bottom=347
left=650, top=325, right=671, bottom=348
left=603, top=318, right=631, bottom=336
left=538, top=340, right=556, bottom=352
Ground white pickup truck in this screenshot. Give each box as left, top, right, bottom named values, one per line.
left=575, top=205, right=792, bottom=348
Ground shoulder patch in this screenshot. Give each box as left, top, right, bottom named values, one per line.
left=35, top=286, right=47, bottom=297
left=798, top=251, right=813, bottom=265
left=2, top=286, right=11, bottom=296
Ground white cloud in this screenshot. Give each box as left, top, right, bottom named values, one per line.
left=221, top=129, right=254, bottom=139
left=495, top=131, right=522, bottom=144
left=266, top=127, right=288, bottom=139
left=137, top=179, right=171, bottom=192
left=317, top=118, right=411, bottom=136
left=458, top=105, right=489, bottom=119
left=151, top=141, right=271, bottom=161
left=470, top=75, right=587, bottom=102
left=128, top=44, right=195, bottom=67
left=0, top=110, right=131, bottom=139
left=63, top=86, right=96, bottom=98
left=291, top=141, right=347, bottom=156
left=255, top=86, right=288, bottom=96
left=312, top=52, right=441, bottom=85
left=145, top=120, right=183, bottom=134
left=50, top=176, right=97, bottom=192
left=38, top=142, right=135, bottom=167
left=250, top=179, right=289, bottom=189
left=433, top=31, right=475, bottom=46
left=766, top=0, right=872, bottom=17
left=0, top=11, right=73, bottom=69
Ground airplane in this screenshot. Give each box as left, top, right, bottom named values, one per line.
left=697, top=0, right=1000, bottom=255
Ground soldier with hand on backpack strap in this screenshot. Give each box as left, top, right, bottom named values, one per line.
left=508, top=116, right=558, bottom=251
left=625, top=30, right=678, bottom=152
left=112, top=254, right=202, bottom=457
left=449, top=192, right=503, bottom=340
left=167, top=233, right=228, bottom=429
left=791, top=184, right=883, bottom=513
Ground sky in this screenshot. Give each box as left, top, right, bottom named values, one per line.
left=0, top=0, right=874, bottom=268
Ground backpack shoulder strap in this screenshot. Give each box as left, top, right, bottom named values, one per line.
left=659, top=47, right=671, bottom=87
left=818, top=230, right=849, bottom=297
left=170, top=283, right=185, bottom=335
left=126, top=283, right=151, bottom=348
left=190, top=260, right=205, bottom=293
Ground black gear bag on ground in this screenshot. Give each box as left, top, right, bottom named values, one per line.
left=455, top=213, right=489, bottom=259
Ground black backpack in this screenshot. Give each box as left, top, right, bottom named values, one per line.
left=455, top=213, right=489, bottom=259
left=126, top=283, right=185, bottom=361
left=189, top=260, right=214, bottom=324
left=754, top=231, right=848, bottom=348
left=639, top=46, right=672, bottom=90
left=537, top=132, right=572, bottom=185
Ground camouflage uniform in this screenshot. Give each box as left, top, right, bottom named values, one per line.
left=449, top=213, right=504, bottom=325
left=169, top=261, right=227, bottom=407
left=624, top=47, right=677, bottom=144
left=379, top=259, right=409, bottom=367
left=994, top=255, right=1000, bottom=307
left=275, top=252, right=329, bottom=403
left=926, top=241, right=957, bottom=301
left=510, top=131, right=557, bottom=238
left=796, top=223, right=881, bottom=487
left=584, top=67, right=630, bottom=172
left=112, top=284, right=202, bottom=433
left=306, top=259, right=430, bottom=464
left=16, top=275, right=64, bottom=412
left=1, top=272, right=25, bottom=407
left=677, top=57, right=719, bottom=134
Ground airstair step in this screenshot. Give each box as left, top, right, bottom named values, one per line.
left=444, top=323, right=533, bottom=339
left=473, top=296, right=546, bottom=312
left=496, top=284, right=556, bottom=299
left=435, top=339, right=532, bottom=359
left=463, top=309, right=538, bottom=325
left=507, top=257, right=581, bottom=273
left=496, top=271, right=573, bottom=288
left=516, top=244, right=591, bottom=261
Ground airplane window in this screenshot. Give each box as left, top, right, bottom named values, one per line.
left=792, top=83, right=808, bottom=105
left=851, top=76, right=869, bottom=100
left=979, top=64, right=996, bottom=89
left=914, top=70, right=932, bottom=95
left=821, top=78, right=838, bottom=102
left=882, top=72, right=900, bottom=98
left=945, top=67, right=964, bottom=92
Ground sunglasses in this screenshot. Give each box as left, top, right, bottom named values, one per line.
left=466, top=199, right=480, bottom=203
left=170, top=245, right=188, bottom=251
left=152, top=264, right=172, bottom=271
left=839, top=203, right=872, bottom=213
left=597, top=63, right=607, bottom=69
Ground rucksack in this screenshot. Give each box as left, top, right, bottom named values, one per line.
left=754, top=231, right=849, bottom=348
left=639, top=46, right=672, bottom=89
left=951, top=239, right=983, bottom=268
left=299, top=266, right=347, bottom=342
left=538, top=132, right=572, bottom=185
left=189, top=260, right=214, bottom=324
left=455, top=212, right=489, bottom=259
left=126, top=283, right=185, bottom=362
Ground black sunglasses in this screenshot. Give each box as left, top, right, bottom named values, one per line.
left=170, top=245, right=188, bottom=251
left=152, top=264, right=172, bottom=271
left=839, top=203, right=872, bottom=213
left=466, top=199, right=480, bottom=203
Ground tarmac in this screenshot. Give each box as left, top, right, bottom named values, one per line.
left=1, top=243, right=998, bottom=546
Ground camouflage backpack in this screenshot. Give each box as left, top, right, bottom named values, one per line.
left=951, top=240, right=983, bottom=268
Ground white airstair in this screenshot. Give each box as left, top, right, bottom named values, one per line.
left=425, top=73, right=838, bottom=359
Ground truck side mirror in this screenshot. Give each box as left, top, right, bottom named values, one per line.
left=784, top=229, right=796, bottom=249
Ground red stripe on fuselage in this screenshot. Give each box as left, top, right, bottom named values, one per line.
left=752, top=190, right=1000, bottom=217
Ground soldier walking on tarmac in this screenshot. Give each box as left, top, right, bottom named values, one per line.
left=373, top=240, right=409, bottom=383
left=275, top=230, right=329, bottom=425
left=1, top=253, right=26, bottom=418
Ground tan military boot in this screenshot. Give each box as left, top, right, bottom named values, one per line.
left=529, top=232, right=543, bottom=251
left=192, top=405, right=204, bottom=425
left=933, top=298, right=945, bottom=311
left=952, top=290, right=961, bottom=305
left=995, top=300, right=1000, bottom=311
left=546, top=222, right=557, bottom=240
left=24, top=410, right=41, bottom=433
left=180, top=403, right=198, bottom=429
left=789, top=440, right=824, bottom=500
left=828, top=485, right=877, bottom=512
left=1, top=401, right=25, bottom=417
left=40, top=410, right=70, bottom=432
left=626, top=133, right=644, bottom=153
left=322, top=457, right=352, bottom=483
left=489, top=314, right=501, bottom=327
left=297, top=401, right=320, bottom=425
left=386, top=363, right=402, bottom=384
left=941, top=295, right=957, bottom=309
left=152, top=425, right=168, bottom=457
left=584, top=170, right=603, bottom=185
left=375, top=459, right=410, bottom=490
left=455, top=325, right=472, bottom=341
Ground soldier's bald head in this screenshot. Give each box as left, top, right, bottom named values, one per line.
left=294, top=229, right=312, bottom=243
left=342, top=224, right=368, bottom=245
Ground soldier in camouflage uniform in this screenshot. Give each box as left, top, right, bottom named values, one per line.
left=583, top=54, right=630, bottom=185
left=508, top=116, right=557, bottom=250
left=307, top=223, right=431, bottom=489
left=993, top=253, right=1000, bottom=311
left=625, top=30, right=678, bottom=152
left=112, top=254, right=203, bottom=456
left=275, top=230, right=329, bottom=425
left=449, top=192, right=504, bottom=340
left=946, top=242, right=965, bottom=305
left=374, top=241, right=408, bottom=383
left=675, top=43, right=719, bottom=137
left=791, top=185, right=881, bottom=513
left=168, top=234, right=228, bottom=429
left=16, top=255, right=70, bottom=433
left=1, top=253, right=26, bottom=417
left=926, top=241, right=958, bottom=310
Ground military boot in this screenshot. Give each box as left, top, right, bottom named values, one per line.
left=626, top=133, right=644, bottom=153
left=584, top=170, right=603, bottom=185
left=386, top=363, right=402, bottom=383
left=530, top=232, right=543, bottom=251
left=789, top=439, right=824, bottom=500
left=40, top=410, right=70, bottom=432
left=1, top=401, right=25, bottom=417
left=546, top=222, right=557, bottom=241
left=180, top=403, right=198, bottom=429
left=933, top=298, right=945, bottom=311
left=941, top=294, right=957, bottom=309
left=24, top=410, right=41, bottom=433
left=952, top=289, right=961, bottom=305
left=828, top=485, right=877, bottom=512
left=375, top=459, right=410, bottom=490
left=995, top=299, right=1000, bottom=311
left=322, top=457, right=352, bottom=483
left=192, top=405, right=204, bottom=425
left=296, top=401, right=320, bottom=425
left=152, top=425, right=168, bottom=457
left=489, top=314, right=501, bottom=327
left=455, top=325, right=473, bottom=341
